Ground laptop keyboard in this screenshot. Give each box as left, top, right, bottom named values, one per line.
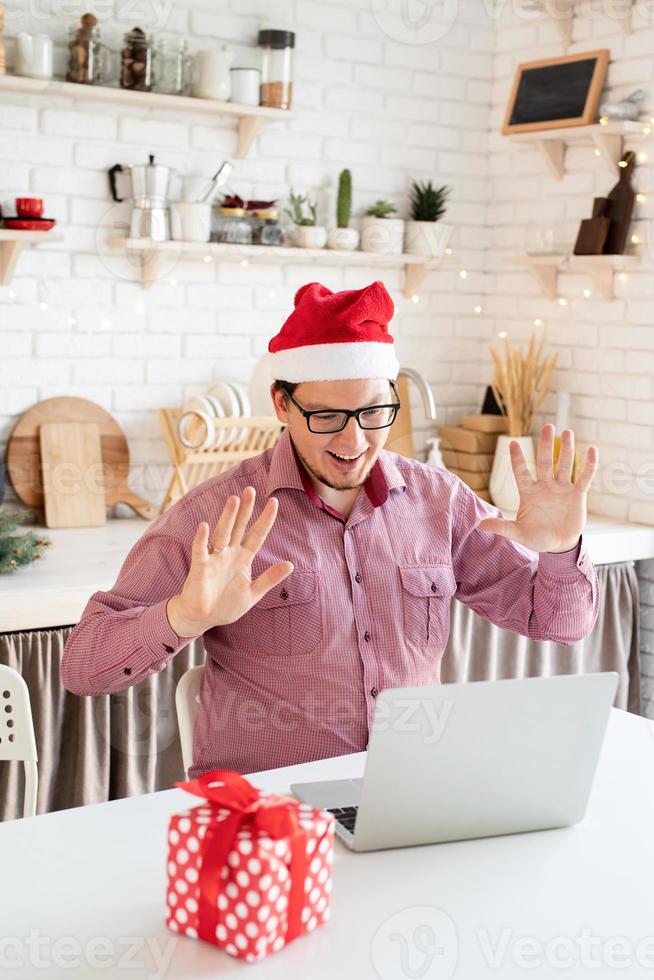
left=326, top=806, right=358, bottom=834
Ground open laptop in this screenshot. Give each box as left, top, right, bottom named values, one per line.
left=291, top=672, right=618, bottom=852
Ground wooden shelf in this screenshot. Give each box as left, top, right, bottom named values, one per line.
left=108, top=238, right=449, bottom=296
left=506, top=120, right=645, bottom=179
left=0, top=229, right=64, bottom=286
left=0, top=75, right=293, bottom=158
left=505, top=252, right=640, bottom=301
left=524, top=0, right=632, bottom=46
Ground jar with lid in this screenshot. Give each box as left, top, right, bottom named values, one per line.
left=252, top=209, right=284, bottom=246
left=154, top=38, right=189, bottom=95
left=257, top=29, right=294, bottom=109
left=213, top=207, right=253, bottom=245
left=121, top=27, right=155, bottom=91
left=66, top=13, right=109, bottom=84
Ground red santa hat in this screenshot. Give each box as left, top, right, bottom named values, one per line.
left=266, top=280, right=399, bottom=382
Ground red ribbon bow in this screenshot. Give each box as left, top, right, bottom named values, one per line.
left=175, top=770, right=310, bottom=947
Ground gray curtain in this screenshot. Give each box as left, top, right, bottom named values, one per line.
left=0, top=629, right=205, bottom=822
left=442, top=561, right=641, bottom=714
left=0, top=562, right=640, bottom=821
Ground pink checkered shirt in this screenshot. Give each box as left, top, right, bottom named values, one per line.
left=62, top=428, right=599, bottom=778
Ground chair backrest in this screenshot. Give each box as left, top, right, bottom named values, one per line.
left=0, top=663, right=38, bottom=818
left=175, top=665, right=204, bottom=778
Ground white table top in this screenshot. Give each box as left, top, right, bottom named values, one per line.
left=1, top=707, right=653, bottom=978
left=1, top=513, right=653, bottom=632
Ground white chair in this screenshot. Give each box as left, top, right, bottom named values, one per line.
left=0, top=663, right=38, bottom=818
left=175, top=665, right=204, bottom=778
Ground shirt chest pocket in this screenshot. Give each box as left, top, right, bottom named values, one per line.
left=245, top=569, right=322, bottom=658
left=399, top=564, right=457, bottom=648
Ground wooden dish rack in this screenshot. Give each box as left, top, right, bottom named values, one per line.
left=158, top=408, right=285, bottom=514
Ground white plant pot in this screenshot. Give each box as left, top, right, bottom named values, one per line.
left=327, top=227, right=360, bottom=251
left=404, top=220, right=452, bottom=257
left=489, top=435, right=536, bottom=513
left=360, top=216, right=404, bottom=255
left=291, top=225, right=327, bottom=249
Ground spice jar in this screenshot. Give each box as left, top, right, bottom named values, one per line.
left=213, top=207, right=253, bottom=245
left=121, top=26, right=154, bottom=91
left=154, top=38, right=189, bottom=95
left=257, top=29, right=294, bottom=109
left=66, top=13, right=108, bottom=84
left=252, top=209, right=284, bottom=246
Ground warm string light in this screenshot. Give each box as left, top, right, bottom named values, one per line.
left=534, top=318, right=544, bottom=327
left=557, top=297, right=567, bottom=306
left=474, top=304, right=482, bottom=314
left=498, top=330, right=508, bottom=339
left=459, top=269, right=468, bottom=279
left=594, top=148, right=601, bottom=157
left=411, top=294, right=420, bottom=304
left=636, top=193, right=646, bottom=203
left=631, top=233, right=641, bottom=245
left=39, top=301, right=48, bottom=312
left=583, top=288, right=592, bottom=298
left=240, top=259, right=249, bottom=267
left=203, top=254, right=213, bottom=263
left=618, top=272, right=629, bottom=282
left=637, top=152, right=648, bottom=164
left=599, top=116, right=608, bottom=126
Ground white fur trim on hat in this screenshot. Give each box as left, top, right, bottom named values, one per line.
left=267, top=341, right=400, bottom=383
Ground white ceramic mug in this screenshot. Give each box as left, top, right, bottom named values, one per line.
left=170, top=202, right=212, bottom=243
left=15, top=32, right=53, bottom=79
left=229, top=68, right=260, bottom=106
left=192, top=48, right=234, bottom=100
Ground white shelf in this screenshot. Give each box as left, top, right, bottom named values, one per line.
left=0, top=74, right=293, bottom=158
left=506, top=121, right=646, bottom=179
left=524, top=0, right=632, bottom=46
left=0, top=229, right=64, bottom=285
left=108, top=237, right=449, bottom=296
left=505, top=252, right=640, bottom=301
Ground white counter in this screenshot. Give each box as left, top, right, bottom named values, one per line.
left=1, top=514, right=653, bottom=633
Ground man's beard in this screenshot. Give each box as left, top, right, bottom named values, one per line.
left=293, top=441, right=374, bottom=491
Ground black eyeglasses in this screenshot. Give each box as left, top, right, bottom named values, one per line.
left=283, top=381, right=401, bottom=433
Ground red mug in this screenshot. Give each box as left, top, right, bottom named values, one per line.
left=16, top=197, right=44, bottom=217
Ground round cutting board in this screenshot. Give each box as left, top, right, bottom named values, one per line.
left=5, top=396, right=157, bottom=519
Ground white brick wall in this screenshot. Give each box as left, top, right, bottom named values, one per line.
left=0, top=0, right=493, bottom=510
left=490, top=2, right=654, bottom=718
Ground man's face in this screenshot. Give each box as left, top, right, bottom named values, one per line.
left=271, top=379, right=394, bottom=491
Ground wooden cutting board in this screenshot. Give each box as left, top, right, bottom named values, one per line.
left=40, top=422, right=107, bottom=528
left=385, top=377, right=415, bottom=458
left=5, top=396, right=158, bottom=520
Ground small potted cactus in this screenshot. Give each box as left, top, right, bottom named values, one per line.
left=404, top=179, right=452, bottom=257
left=361, top=199, right=404, bottom=255
left=328, top=169, right=360, bottom=251
left=284, top=190, right=327, bottom=248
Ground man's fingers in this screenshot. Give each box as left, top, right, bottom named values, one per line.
left=251, top=561, right=294, bottom=605
left=477, top=518, right=522, bottom=543
left=555, top=429, right=575, bottom=483
left=191, top=522, right=210, bottom=563
left=229, top=486, right=256, bottom=548
left=536, top=423, right=555, bottom=482
left=574, top=446, right=599, bottom=495
left=241, top=496, right=279, bottom=557
left=509, top=440, right=534, bottom=490
left=211, top=495, right=239, bottom=552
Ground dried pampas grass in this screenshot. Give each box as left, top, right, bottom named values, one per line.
left=490, top=335, right=557, bottom=437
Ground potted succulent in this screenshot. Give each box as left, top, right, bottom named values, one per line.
left=405, top=179, right=452, bottom=257
left=361, top=199, right=404, bottom=255
left=284, top=190, right=327, bottom=249
left=327, top=169, right=359, bottom=251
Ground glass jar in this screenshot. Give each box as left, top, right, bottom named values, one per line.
left=66, top=15, right=109, bottom=84
left=213, top=207, right=253, bottom=245
left=252, top=209, right=284, bottom=246
left=121, top=27, right=155, bottom=91
left=154, top=38, right=189, bottom=95
left=257, top=29, right=294, bottom=110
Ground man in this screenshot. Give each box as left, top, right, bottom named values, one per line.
left=62, top=280, right=600, bottom=778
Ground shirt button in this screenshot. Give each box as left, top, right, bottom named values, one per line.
left=123, top=667, right=131, bottom=676
left=163, top=644, right=174, bottom=653
left=370, top=687, right=378, bottom=697
left=364, top=631, right=371, bottom=642
left=355, top=572, right=362, bottom=584
left=280, top=589, right=289, bottom=600
left=431, top=583, right=438, bottom=593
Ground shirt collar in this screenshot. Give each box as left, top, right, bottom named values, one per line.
left=265, top=428, right=406, bottom=511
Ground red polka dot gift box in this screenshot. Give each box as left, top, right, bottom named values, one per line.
left=165, top=770, right=334, bottom=963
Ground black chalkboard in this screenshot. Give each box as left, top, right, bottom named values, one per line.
left=510, top=59, right=597, bottom=125
left=502, top=50, right=609, bottom=134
